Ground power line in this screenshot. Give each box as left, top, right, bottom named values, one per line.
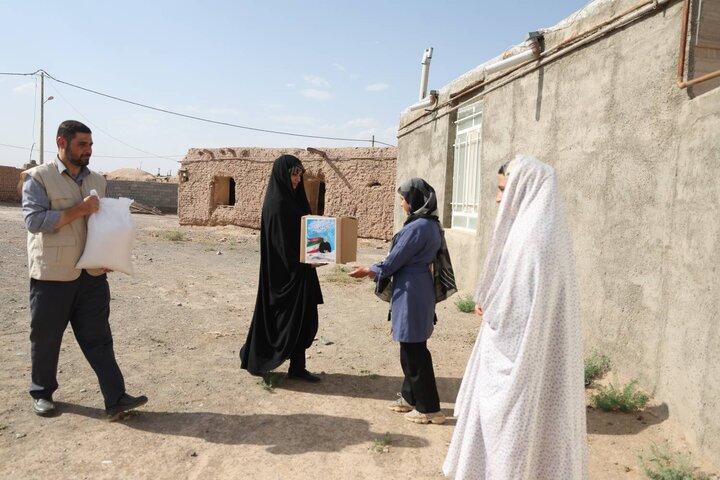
left=0, top=142, right=29, bottom=151
left=0, top=71, right=40, bottom=76
left=48, top=81, right=180, bottom=163
left=1, top=71, right=184, bottom=162
left=0, top=141, right=183, bottom=159
left=2, top=69, right=397, bottom=147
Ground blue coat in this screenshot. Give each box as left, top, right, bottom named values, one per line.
left=370, top=218, right=441, bottom=343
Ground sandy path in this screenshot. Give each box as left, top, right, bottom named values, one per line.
left=0, top=205, right=716, bottom=479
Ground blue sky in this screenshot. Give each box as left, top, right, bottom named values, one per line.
left=0, top=0, right=590, bottom=175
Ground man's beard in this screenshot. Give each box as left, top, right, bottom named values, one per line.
left=68, top=154, right=90, bottom=168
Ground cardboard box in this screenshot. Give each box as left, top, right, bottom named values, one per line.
left=300, top=215, right=357, bottom=264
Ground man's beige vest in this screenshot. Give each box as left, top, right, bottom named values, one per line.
left=24, top=161, right=106, bottom=281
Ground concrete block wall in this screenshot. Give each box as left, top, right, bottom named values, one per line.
left=397, top=0, right=720, bottom=465
left=106, top=180, right=178, bottom=213
left=0, top=166, right=22, bottom=203
left=178, top=147, right=397, bottom=240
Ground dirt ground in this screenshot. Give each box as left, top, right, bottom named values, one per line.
left=0, top=204, right=717, bottom=479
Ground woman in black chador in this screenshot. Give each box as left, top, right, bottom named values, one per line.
left=240, top=154, right=324, bottom=382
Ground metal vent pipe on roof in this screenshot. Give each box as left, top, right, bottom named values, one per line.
left=484, top=48, right=537, bottom=76
left=419, top=47, right=433, bottom=101
left=482, top=33, right=543, bottom=79
left=409, top=90, right=439, bottom=112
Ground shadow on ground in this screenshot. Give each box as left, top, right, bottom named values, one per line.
left=276, top=372, right=462, bottom=405
left=59, top=403, right=430, bottom=454
left=586, top=403, right=669, bottom=435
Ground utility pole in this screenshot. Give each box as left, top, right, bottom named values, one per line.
left=39, top=71, right=54, bottom=165
left=40, top=72, right=45, bottom=165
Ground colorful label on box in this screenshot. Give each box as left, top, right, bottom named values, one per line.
left=304, top=217, right=336, bottom=263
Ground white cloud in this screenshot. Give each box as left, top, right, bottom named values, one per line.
left=180, top=105, right=243, bottom=116
left=382, top=125, right=399, bottom=138
left=365, top=83, right=389, bottom=92
left=345, top=118, right=379, bottom=129
left=13, top=82, right=35, bottom=95
left=299, top=89, right=334, bottom=100
left=333, top=63, right=357, bottom=80
left=285, top=83, right=296, bottom=88
left=270, top=114, right=317, bottom=126
left=261, top=103, right=285, bottom=110
left=303, top=75, right=330, bottom=88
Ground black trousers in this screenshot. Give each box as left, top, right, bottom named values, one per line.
left=288, top=303, right=318, bottom=374
left=400, top=341, right=440, bottom=413
left=288, top=347, right=306, bottom=373
left=29, top=271, right=125, bottom=408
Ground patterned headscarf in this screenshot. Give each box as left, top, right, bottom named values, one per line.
left=397, top=177, right=438, bottom=224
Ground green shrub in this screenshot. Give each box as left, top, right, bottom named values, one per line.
left=360, top=369, right=379, bottom=380
left=371, top=432, right=392, bottom=454
left=323, top=264, right=363, bottom=284
left=257, top=372, right=284, bottom=391
left=584, top=352, right=611, bottom=386
left=639, top=442, right=711, bottom=480
left=454, top=294, right=475, bottom=313
left=592, top=380, right=649, bottom=413
left=163, top=230, right=186, bottom=242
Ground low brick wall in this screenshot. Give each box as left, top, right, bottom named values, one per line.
left=0, top=166, right=22, bottom=203
left=1, top=169, right=179, bottom=212
left=106, top=180, right=178, bottom=213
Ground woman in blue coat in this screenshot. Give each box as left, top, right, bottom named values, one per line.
left=350, top=178, right=445, bottom=425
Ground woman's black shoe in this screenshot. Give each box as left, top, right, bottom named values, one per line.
left=287, top=369, right=321, bottom=382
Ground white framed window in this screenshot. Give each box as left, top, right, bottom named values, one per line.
left=451, top=102, right=482, bottom=231
left=693, top=0, right=720, bottom=92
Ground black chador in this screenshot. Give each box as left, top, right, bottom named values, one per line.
left=240, top=155, right=323, bottom=378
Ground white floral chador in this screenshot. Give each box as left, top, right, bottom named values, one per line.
left=443, top=155, right=588, bottom=479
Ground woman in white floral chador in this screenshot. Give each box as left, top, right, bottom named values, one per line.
left=443, top=155, right=588, bottom=480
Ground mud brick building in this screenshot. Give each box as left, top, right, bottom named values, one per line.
left=178, top=147, right=397, bottom=240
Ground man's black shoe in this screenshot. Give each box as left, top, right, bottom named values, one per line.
left=32, top=398, right=55, bottom=416
left=288, top=369, right=321, bottom=383
left=106, top=393, right=148, bottom=418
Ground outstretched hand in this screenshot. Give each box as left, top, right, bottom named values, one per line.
left=348, top=264, right=376, bottom=279
left=475, top=304, right=483, bottom=316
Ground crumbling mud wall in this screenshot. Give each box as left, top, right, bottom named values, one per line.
left=178, top=147, right=397, bottom=240
left=0, top=166, right=22, bottom=203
